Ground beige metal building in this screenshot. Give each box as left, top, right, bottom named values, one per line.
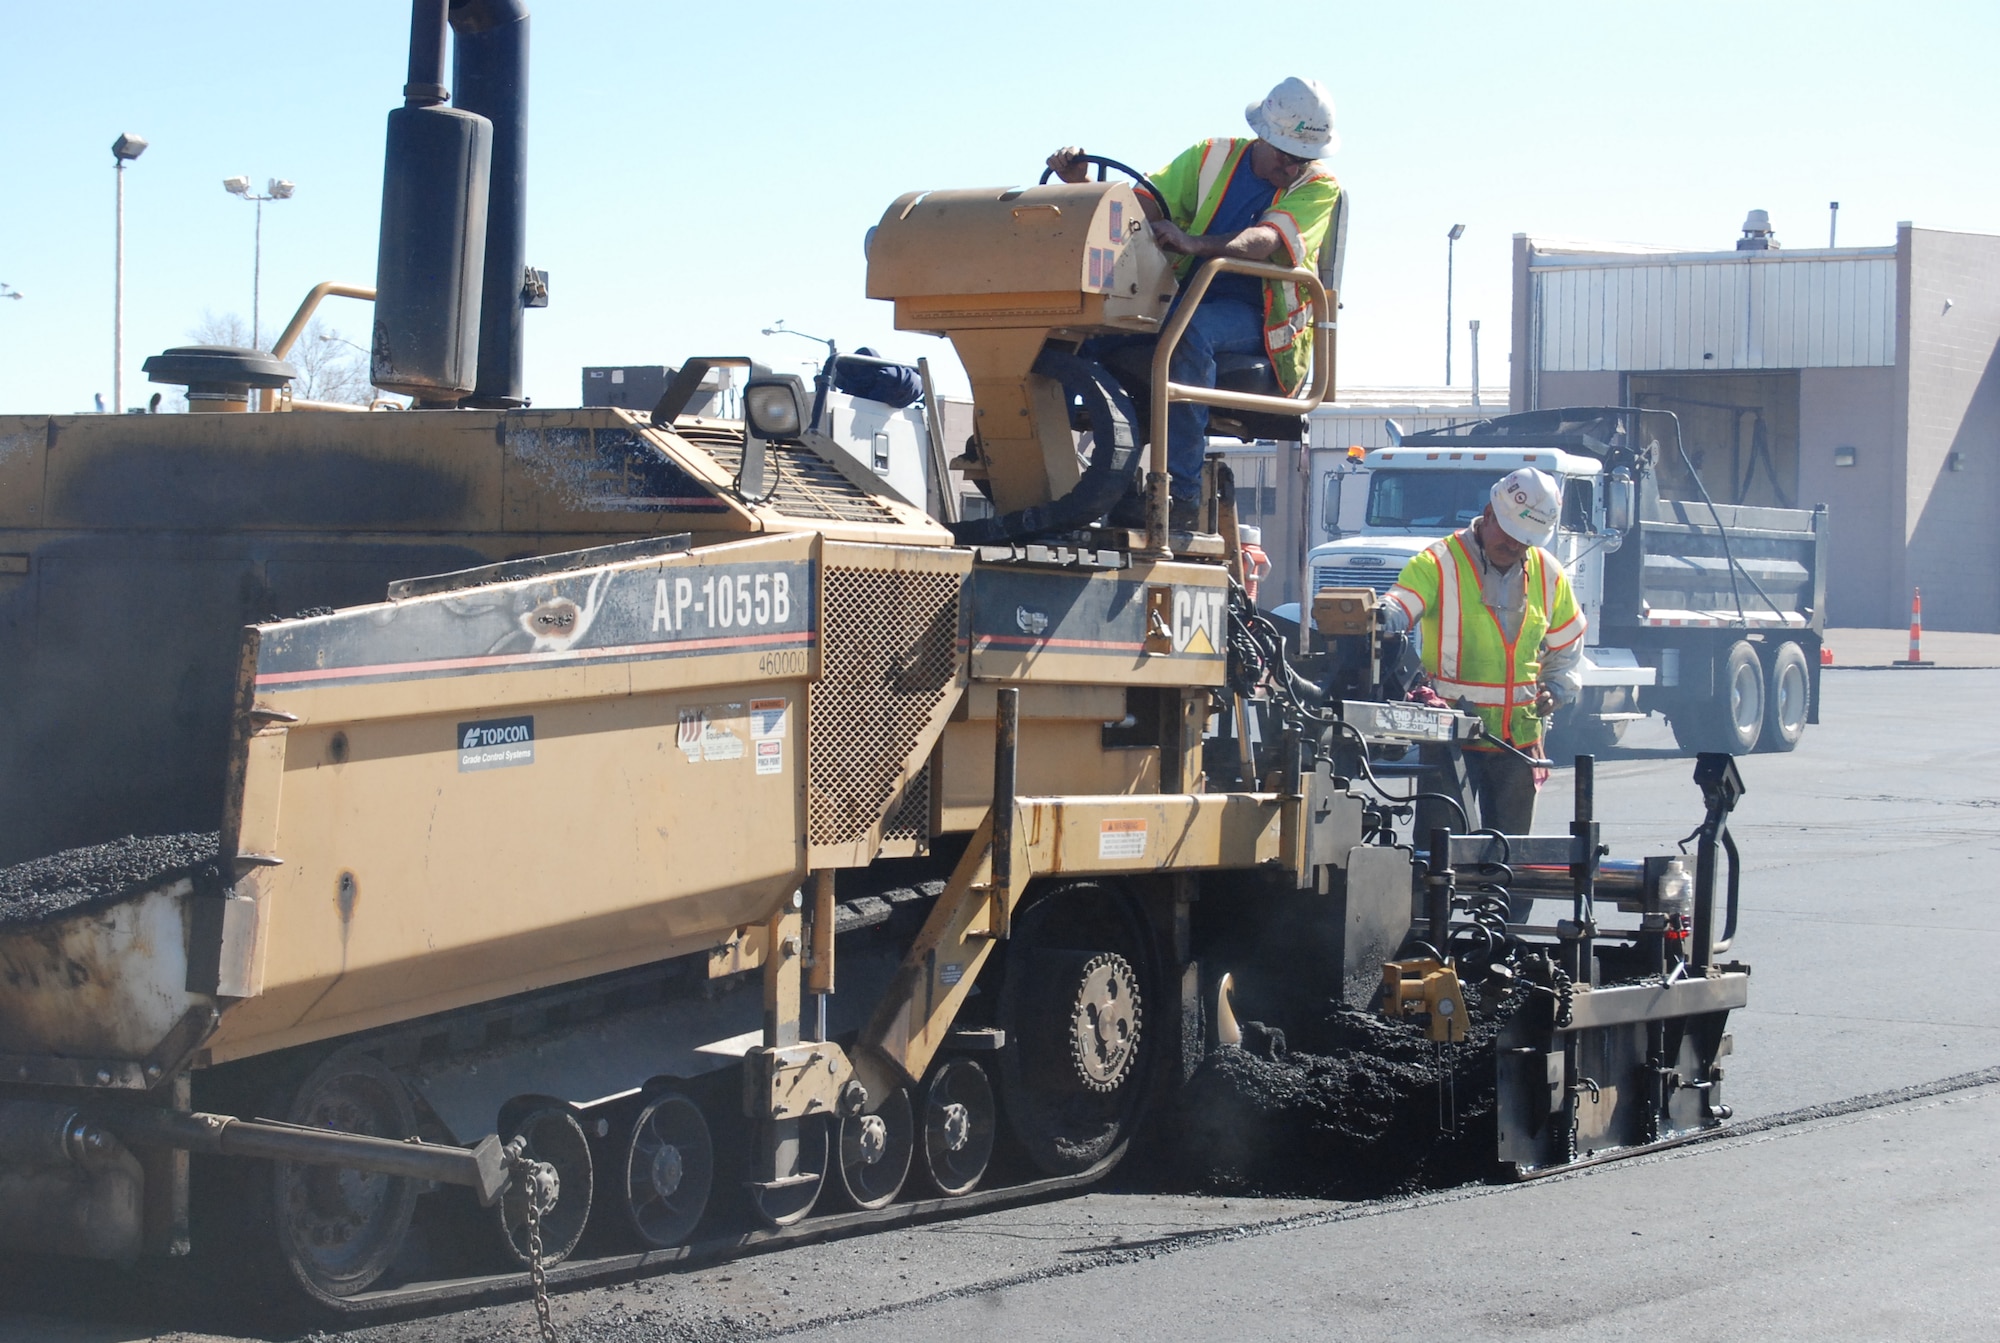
left=1510, top=220, right=2000, bottom=631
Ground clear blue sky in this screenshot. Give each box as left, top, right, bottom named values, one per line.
left=2, top=1, right=1995, bottom=414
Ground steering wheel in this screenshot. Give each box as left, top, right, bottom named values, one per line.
left=1038, top=153, right=1170, bottom=220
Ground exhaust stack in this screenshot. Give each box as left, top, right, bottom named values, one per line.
left=450, top=0, right=533, bottom=408
left=371, top=0, right=534, bottom=405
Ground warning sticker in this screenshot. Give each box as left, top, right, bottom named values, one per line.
left=755, top=738, right=784, bottom=775
left=749, top=697, right=789, bottom=740
left=1098, top=818, right=1147, bottom=859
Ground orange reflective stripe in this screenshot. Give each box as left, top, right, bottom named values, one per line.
left=1432, top=679, right=1542, bottom=707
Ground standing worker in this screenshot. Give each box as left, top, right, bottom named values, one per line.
left=1047, top=76, right=1342, bottom=530
left=1381, top=468, right=1584, bottom=839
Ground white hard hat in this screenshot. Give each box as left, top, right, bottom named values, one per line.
left=1489, top=468, right=1561, bottom=548
left=1246, top=77, right=1338, bottom=160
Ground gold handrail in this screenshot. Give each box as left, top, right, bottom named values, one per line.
left=1143, top=258, right=1336, bottom=556
left=261, top=282, right=376, bottom=411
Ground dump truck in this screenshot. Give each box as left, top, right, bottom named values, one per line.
left=0, top=3, right=1751, bottom=1321
left=1304, top=408, right=1829, bottom=756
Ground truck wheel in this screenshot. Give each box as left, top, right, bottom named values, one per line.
left=1545, top=692, right=1624, bottom=761
left=1758, top=641, right=1810, bottom=753
left=1670, top=641, right=1764, bottom=756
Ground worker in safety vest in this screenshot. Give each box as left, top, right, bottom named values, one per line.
left=1048, top=77, right=1341, bottom=530
left=1382, top=468, right=1585, bottom=839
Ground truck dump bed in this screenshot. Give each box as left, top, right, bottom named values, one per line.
left=1619, top=496, right=1826, bottom=630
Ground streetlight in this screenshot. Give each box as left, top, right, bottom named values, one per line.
left=762, top=320, right=838, bottom=432
left=0, top=284, right=21, bottom=301
left=223, top=175, right=295, bottom=349
left=112, top=132, right=148, bottom=414
left=1445, top=223, right=1465, bottom=387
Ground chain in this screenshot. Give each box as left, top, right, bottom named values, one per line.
left=509, top=1145, right=558, bottom=1343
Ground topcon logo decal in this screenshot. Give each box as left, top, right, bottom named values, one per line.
left=458, top=716, right=535, bottom=771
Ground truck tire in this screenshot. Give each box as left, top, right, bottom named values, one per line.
left=1669, top=640, right=1764, bottom=756
left=1546, top=690, right=1626, bottom=761
left=1758, top=641, right=1810, bottom=753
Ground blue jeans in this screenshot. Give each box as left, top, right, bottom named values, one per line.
left=1166, top=298, right=1265, bottom=500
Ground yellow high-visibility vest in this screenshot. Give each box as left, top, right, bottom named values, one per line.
left=1149, top=137, right=1340, bottom=396
left=1389, top=531, right=1583, bottom=747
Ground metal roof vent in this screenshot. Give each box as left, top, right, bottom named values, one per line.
left=1736, top=209, right=1779, bottom=251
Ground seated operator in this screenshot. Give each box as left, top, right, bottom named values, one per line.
left=1046, top=76, right=1341, bottom=531
left=1382, top=468, right=1585, bottom=841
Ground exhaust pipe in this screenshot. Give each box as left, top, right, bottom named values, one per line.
left=371, top=0, right=494, bottom=404
left=450, top=0, right=533, bottom=408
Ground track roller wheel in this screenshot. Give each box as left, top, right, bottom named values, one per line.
left=494, top=1106, right=592, bottom=1267
left=996, top=885, right=1151, bottom=1176
left=621, top=1091, right=714, bottom=1250
left=917, top=1059, right=996, bottom=1197
left=271, top=1050, right=420, bottom=1301
left=749, top=1117, right=829, bottom=1228
left=836, top=1085, right=913, bottom=1210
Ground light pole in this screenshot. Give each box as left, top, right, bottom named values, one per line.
left=762, top=320, right=838, bottom=432
left=223, top=176, right=295, bottom=348
left=1468, top=318, right=1482, bottom=409
left=112, top=133, right=148, bottom=414
left=1445, top=223, right=1465, bottom=386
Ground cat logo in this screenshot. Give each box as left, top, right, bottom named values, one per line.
left=1172, top=588, right=1226, bottom=656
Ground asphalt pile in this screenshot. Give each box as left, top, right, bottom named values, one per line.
left=0, top=832, right=220, bottom=929
left=1169, top=994, right=1510, bottom=1199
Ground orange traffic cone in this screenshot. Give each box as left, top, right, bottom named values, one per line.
left=1894, top=587, right=1934, bottom=668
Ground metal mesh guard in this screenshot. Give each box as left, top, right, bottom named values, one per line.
left=807, top=567, right=961, bottom=847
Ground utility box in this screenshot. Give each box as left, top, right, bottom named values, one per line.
left=583, top=365, right=734, bottom=416
left=582, top=365, right=668, bottom=411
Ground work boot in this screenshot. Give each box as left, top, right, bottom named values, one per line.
left=1169, top=496, right=1203, bottom=532
left=1104, top=490, right=1147, bottom=530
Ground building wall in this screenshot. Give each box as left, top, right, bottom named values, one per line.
left=1900, top=225, right=2000, bottom=632
left=1531, top=250, right=1896, bottom=372
left=1512, top=225, right=2000, bottom=632
left=1798, top=365, right=1899, bottom=626
left=1532, top=371, right=1621, bottom=409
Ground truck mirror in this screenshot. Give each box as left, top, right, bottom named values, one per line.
left=1606, top=473, right=1636, bottom=533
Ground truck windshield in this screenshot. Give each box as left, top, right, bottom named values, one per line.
left=1365, top=470, right=1503, bottom=529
